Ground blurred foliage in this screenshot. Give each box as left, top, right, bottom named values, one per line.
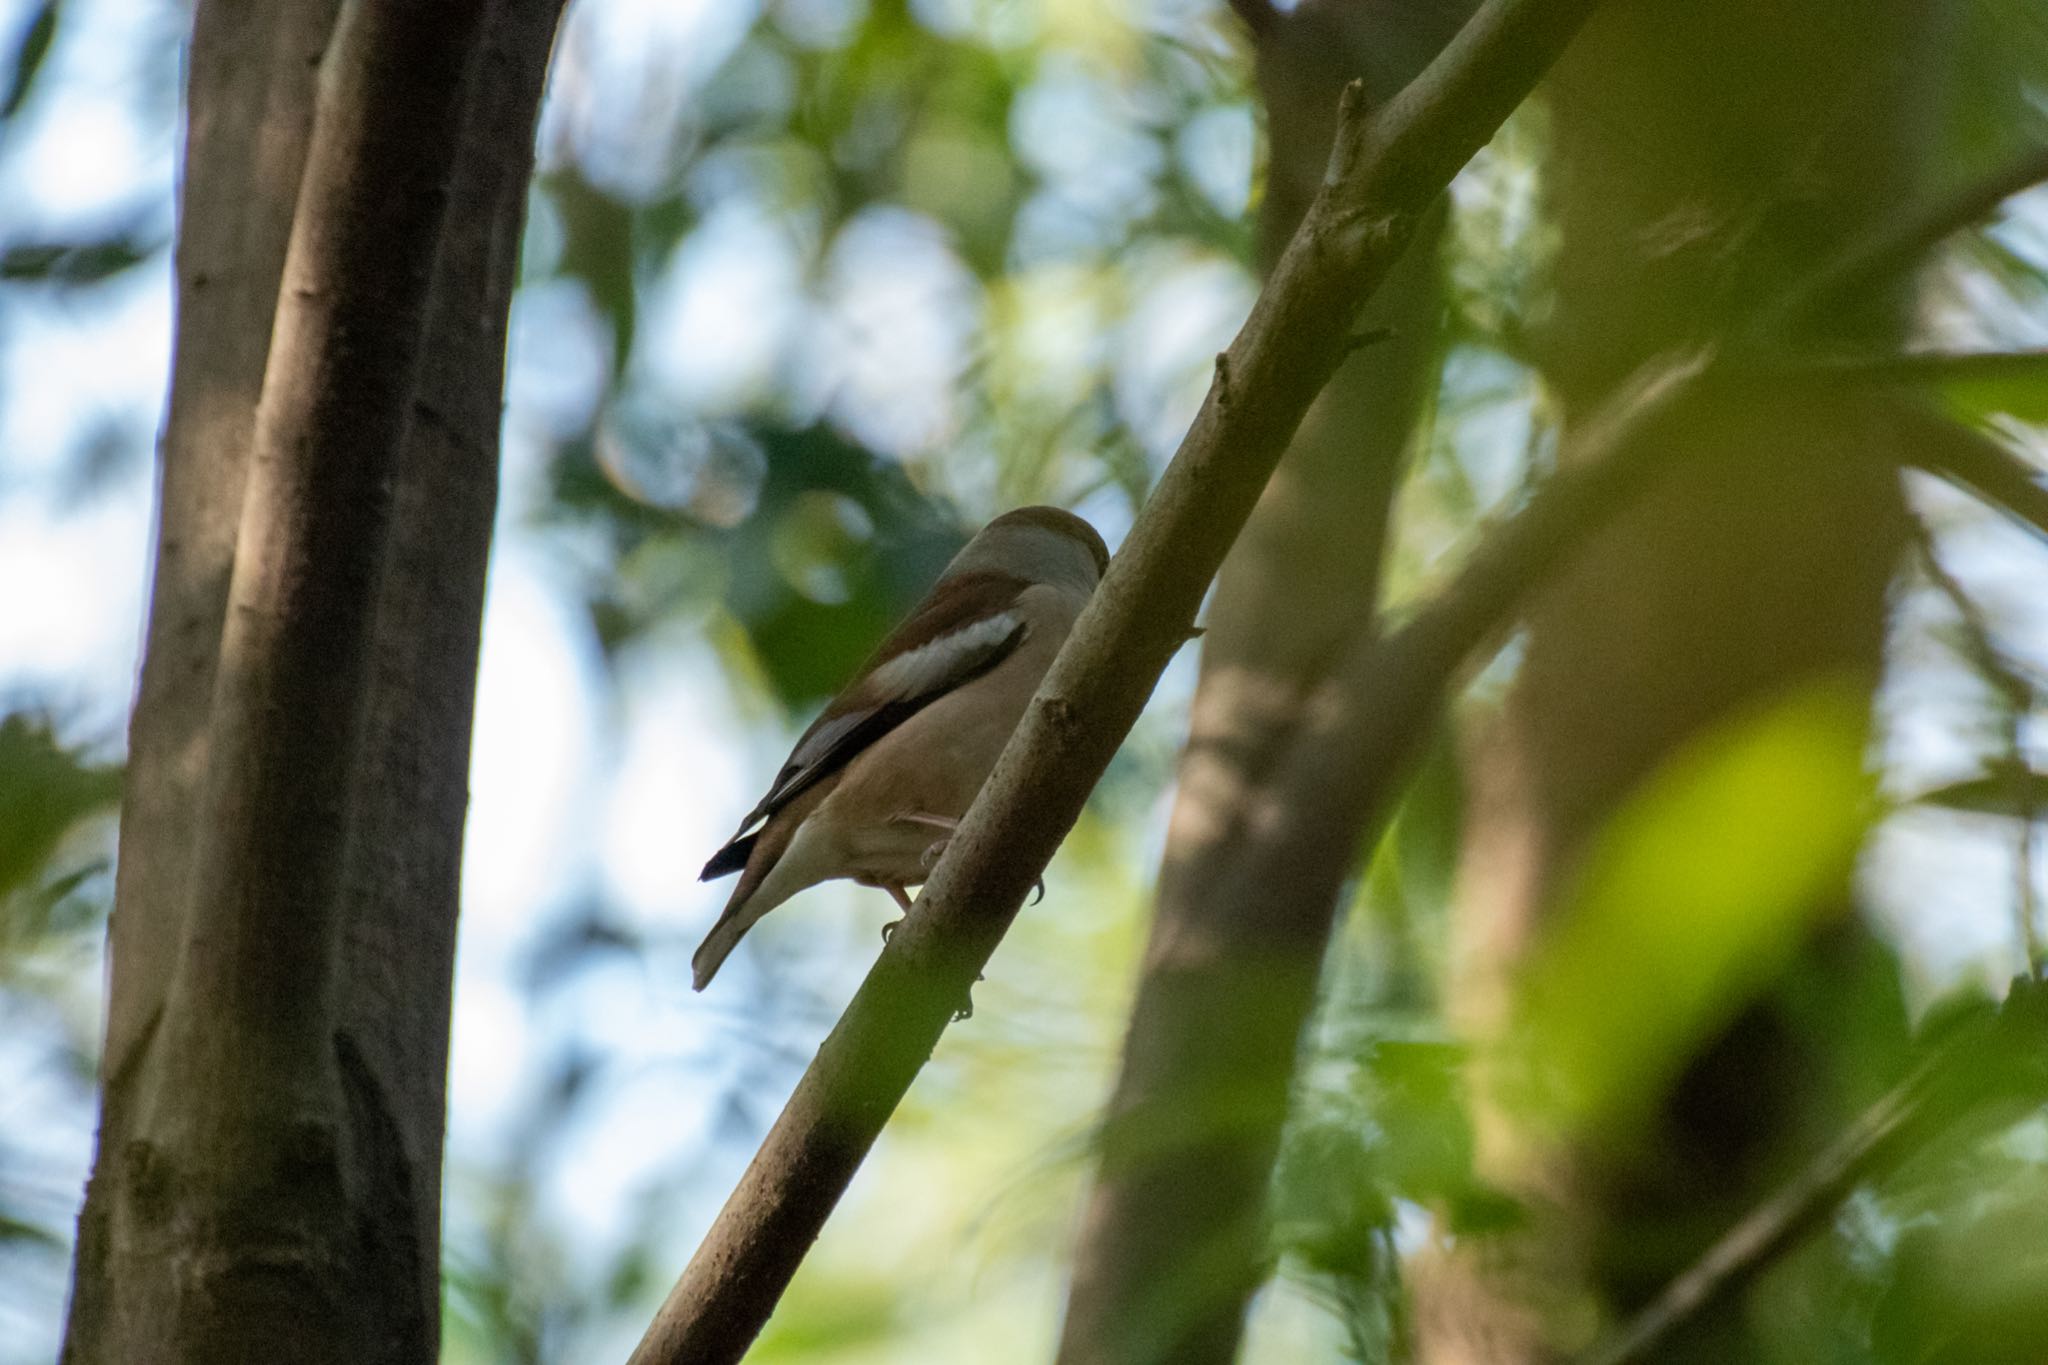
left=0, top=712, right=118, bottom=1352
left=518, top=0, right=1261, bottom=721
left=4, top=0, right=2048, bottom=1360
left=1509, top=683, right=1877, bottom=1144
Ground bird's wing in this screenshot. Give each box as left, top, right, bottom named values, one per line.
left=699, top=570, right=1032, bottom=880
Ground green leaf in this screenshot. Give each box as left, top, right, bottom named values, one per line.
left=0, top=0, right=56, bottom=122
left=0, top=230, right=158, bottom=285
left=1912, top=767, right=2048, bottom=818
left=1504, top=681, right=1877, bottom=1142
left=0, top=713, right=119, bottom=903
left=1931, top=348, right=2048, bottom=426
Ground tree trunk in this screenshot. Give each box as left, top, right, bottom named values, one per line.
left=1420, top=2, right=1943, bottom=1359
left=64, top=1, right=562, bottom=1359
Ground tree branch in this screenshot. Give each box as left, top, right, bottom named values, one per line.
left=1056, top=2, right=1473, bottom=1354
left=334, top=0, right=566, bottom=1324
left=1908, top=519, right=2044, bottom=973
left=627, top=1, right=1604, bottom=1359
left=1057, top=347, right=1707, bottom=1365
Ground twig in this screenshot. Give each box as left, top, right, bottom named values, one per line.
left=626, top=1, right=1604, bottom=1360
left=1579, top=979, right=2048, bottom=1365
left=1577, top=1057, right=1938, bottom=1365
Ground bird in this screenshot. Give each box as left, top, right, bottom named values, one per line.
left=691, top=504, right=1110, bottom=991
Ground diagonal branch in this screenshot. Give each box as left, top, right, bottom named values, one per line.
left=1578, top=1058, right=1935, bottom=1365
left=1052, top=3, right=1469, bottom=1355
left=1059, top=345, right=1705, bottom=1365
left=626, top=0, right=1604, bottom=1360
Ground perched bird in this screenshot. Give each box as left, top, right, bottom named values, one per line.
left=691, top=505, right=1110, bottom=991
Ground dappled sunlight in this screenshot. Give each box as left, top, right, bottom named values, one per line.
left=6, top=0, right=2048, bottom=1360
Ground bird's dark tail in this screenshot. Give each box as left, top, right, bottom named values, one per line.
left=699, top=831, right=757, bottom=881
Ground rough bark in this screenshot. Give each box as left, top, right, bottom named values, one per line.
left=628, top=2, right=1604, bottom=1360
left=1053, top=2, right=1469, bottom=1360
left=64, top=1, right=563, bottom=1359
left=1423, top=2, right=1944, bottom=1360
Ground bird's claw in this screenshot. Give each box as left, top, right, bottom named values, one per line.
left=1030, top=876, right=1045, bottom=905
left=920, top=838, right=950, bottom=873
left=881, top=918, right=900, bottom=944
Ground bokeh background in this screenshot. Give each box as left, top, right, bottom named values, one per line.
left=3, top=0, right=2047, bottom=1360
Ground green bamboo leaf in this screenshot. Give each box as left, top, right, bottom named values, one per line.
left=1911, top=768, right=2048, bottom=818
left=1937, top=348, right=2048, bottom=426
left=0, top=0, right=56, bottom=121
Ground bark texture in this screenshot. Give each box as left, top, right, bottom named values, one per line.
left=629, top=2, right=1603, bottom=1359
left=64, top=1, right=563, bottom=1359
left=1423, top=2, right=1944, bottom=1360
left=1054, top=3, right=1470, bottom=1360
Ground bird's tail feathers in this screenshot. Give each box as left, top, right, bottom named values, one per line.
left=691, top=814, right=829, bottom=990
left=690, top=894, right=769, bottom=991
left=693, top=784, right=838, bottom=990
left=699, top=831, right=756, bottom=881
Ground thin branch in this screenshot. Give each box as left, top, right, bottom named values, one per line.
left=1579, top=979, right=2048, bottom=1365
left=626, top=1, right=1604, bottom=1360
left=1053, top=350, right=1706, bottom=1365
left=1773, top=143, right=2048, bottom=330
left=1577, top=1059, right=1937, bottom=1365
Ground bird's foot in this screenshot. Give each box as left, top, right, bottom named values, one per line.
left=881, top=918, right=899, bottom=944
